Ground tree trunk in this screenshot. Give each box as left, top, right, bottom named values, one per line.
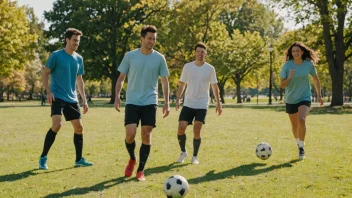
left=235, top=81, right=242, bottom=103
left=280, top=88, right=284, bottom=101
left=29, top=84, right=34, bottom=100
left=218, top=82, right=226, bottom=104
left=330, top=69, right=344, bottom=105
left=0, top=85, right=3, bottom=101
left=109, top=75, right=117, bottom=104
left=349, top=77, right=352, bottom=101
left=7, top=85, right=10, bottom=101
left=318, top=1, right=345, bottom=106
left=109, top=7, right=118, bottom=105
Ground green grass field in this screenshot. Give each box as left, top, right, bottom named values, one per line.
left=0, top=100, right=351, bottom=197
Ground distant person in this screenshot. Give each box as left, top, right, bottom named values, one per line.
left=41, top=92, right=46, bottom=106
left=280, top=41, right=323, bottom=160
left=87, top=94, right=93, bottom=104
left=175, top=42, right=222, bottom=164
left=39, top=28, right=93, bottom=170
left=114, top=25, right=170, bottom=181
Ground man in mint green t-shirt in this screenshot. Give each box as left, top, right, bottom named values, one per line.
left=280, top=42, right=323, bottom=160
left=114, top=25, right=170, bottom=181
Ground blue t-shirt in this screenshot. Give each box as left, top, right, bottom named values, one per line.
left=118, top=49, right=169, bottom=105
left=279, top=60, right=317, bottom=104
left=45, top=49, right=84, bottom=103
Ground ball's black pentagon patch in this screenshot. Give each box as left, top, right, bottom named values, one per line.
left=176, top=179, right=182, bottom=185
left=180, top=188, right=185, bottom=195
left=166, top=182, right=171, bottom=190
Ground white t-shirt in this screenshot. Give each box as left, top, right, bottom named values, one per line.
left=180, top=61, right=218, bottom=109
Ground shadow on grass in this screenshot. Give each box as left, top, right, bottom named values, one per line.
left=0, top=167, right=75, bottom=182
left=188, top=159, right=300, bottom=184
left=43, top=162, right=188, bottom=198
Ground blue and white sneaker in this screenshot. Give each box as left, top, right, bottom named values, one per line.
left=39, top=156, right=48, bottom=170
left=299, top=147, right=305, bottom=160
left=75, top=157, right=94, bottom=167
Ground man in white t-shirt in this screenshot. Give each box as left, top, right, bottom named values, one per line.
left=175, top=42, right=222, bottom=164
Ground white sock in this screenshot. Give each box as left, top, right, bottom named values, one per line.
left=298, top=140, right=304, bottom=148
left=295, top=138, right=300, bottom=145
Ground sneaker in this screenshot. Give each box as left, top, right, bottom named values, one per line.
left=75, top=157, right=94, bottom=167
left=176, top=152, right=188, bottom=163
left=299, top=147, right=305, bottom=160
left=191, top=156, right=199, bottom=164
left=136, top=171, right=146, bottom=181
left=125, top=159, right=136, bottom=177
left=39, top=156, right=48, bottom=170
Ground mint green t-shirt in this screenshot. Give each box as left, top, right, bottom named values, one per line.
left=279, top=60, right=317, bottom=104
left=118, top=49, right=169, bottom=105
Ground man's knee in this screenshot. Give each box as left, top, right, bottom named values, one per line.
left=75, top=125, right=84, bottom=134
left=298, top=117, right=306, bottom=124
left=52, top=122, right=62, bottom=132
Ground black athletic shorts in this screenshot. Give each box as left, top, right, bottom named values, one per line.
left=125, top=104, right=157, bottom=127
left=286, top=101, right=311, bottom=114
left=51, top=98, right=81, bottom=121
left=179, top=106, right=207, bottom=125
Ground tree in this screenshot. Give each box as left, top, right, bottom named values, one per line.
left=44, top=0, right=168, bottom=103
left=0, top=0, right=38, bottom=99
left=24, top=7, right=47, bottom=100
left=216, top=0, right=284, bottom=102
left=225, top=30, right=267, bottom=103
left=272, top=0, right=352, bottom=106
left=24, top=58, right=42, bottom=100
left=220, top=0, right=284, bottom=39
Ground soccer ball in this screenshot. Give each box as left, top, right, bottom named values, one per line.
left=163, top=175, right=189, bottom=198
left=256, top=142, right=272, bottom=160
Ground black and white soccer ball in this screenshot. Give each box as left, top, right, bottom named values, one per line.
left=256, top=142, right=272, bottom=160
left=163, top=175, right=189, bottom=198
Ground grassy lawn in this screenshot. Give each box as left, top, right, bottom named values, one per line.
left=0, top=100, right=351, bottom=197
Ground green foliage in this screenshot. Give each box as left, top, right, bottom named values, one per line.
left=85, top=80, right=100, bottom=97
left=156, top=0, right=240, bottom=69
left=218, top=30, right=266, bottom=102
left=0, top=0, right=38, bottom=77
left=220, top=0, right=284, bottom=39
left=24, top=58, right=42, bottom=99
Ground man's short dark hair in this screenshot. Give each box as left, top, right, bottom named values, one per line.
left=141, top=25, right=157, bottom=38
left=194, top=42, right=207, bottom=51
left=64, top=28, right=83, bottom=45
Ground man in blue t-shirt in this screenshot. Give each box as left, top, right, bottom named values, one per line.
left=115, top=25, right=170, bottom=181
left=39, top=28, right=93, bottom=170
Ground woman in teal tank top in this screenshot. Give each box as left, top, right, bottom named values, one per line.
left=279, top=42, right=324, bottom=160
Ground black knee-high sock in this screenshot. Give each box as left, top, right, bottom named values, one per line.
left=125, top=140, right=136, bottom=160
left=40, top=128, right=57, bottom=157
left=177, top=134, right=186, bottom=152
left=137, top=144, right=151, bottom=172
left=193, top=138, right=201, bottom=157
left=74, top=133, right=83, bottom=162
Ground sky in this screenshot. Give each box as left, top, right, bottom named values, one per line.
left=16, top=0, right=299, bottom=30
left=17, top=0, right=55, bottom=20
